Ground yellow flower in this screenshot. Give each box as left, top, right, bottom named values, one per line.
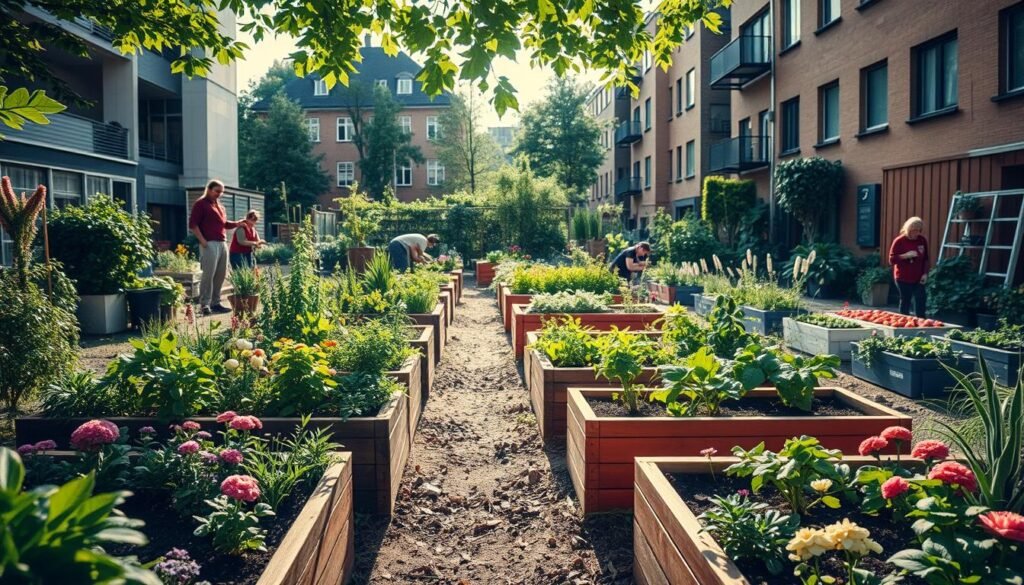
left=786, top=528, right=834, bottom=561
left=241, top=349, right=252, bottom=359
left=810, top=478, right=833, bottom=493
left=825, top=519, right=883, bottom=557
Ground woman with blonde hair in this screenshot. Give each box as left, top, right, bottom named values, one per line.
left=887, top=216, right=929, bottom=317
left=229, top=210, right=265, bottom=269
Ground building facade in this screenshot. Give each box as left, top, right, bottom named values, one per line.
left=586, top=84, right=629, bottom=212
left=263, top=46, right=451, bottom=209
left=0, top=8, right=248, bottom=257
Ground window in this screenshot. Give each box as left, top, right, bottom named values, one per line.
left=427, top=160, right=445, bottom=186
left=781, top=97, right=800, bottom=153
left=376, top=79, right=388, bottom=89
left=400, top=115, right=412, bottom=134
left=397, top=78, right=413, bottom=95
left=675, top=78, right=683, bottom=114
left=306, top=118, right=320, bottom=142
left=667, top=150, right=673, bottom=182
left=818, top=81, right=840, bottom=143
left=426, top=116, right=439, bottom=140
left=782, top=0, right=801, bottom=49
left=758, top=110, right=770, bottom=159
left=1001, top=3, right=1024, bottom=94
left=667, top=87, right=673, bottom=120
left=86, top=175, right=110, bottom=201
left=52, top=170, right=83, bottom=208
left=685, top=140, right=695, bottom=178
left=741, top=9, right=771, bottom=62
left=642, top=49, right=652, bottom=72
left=314, top=78, right=328, bottom=96
left=337, top=162, right=355, bottom=187
left=675, top=146, right=683, bottom=180
left=644, top=156, right=652, bottom=188
left=396, top=162, right=413, bottom=186
left=861, top=61, right=888, bottom=130
left=336, top=117, right=354, bottom=142
left=685, top=68, right=696, bottom=109
left=644, top=98, right=652, bottom=130
left=913, top=33, right=958, bottom=117
left=633, top=160, right=641, bottom=180
left=633, top=106, right=641, bottom=124
left=819, top=0, right=840, bottom=28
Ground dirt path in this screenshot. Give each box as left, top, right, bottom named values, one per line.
left=353, top=281, right=633, bottom=585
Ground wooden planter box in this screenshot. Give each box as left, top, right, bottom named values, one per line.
left=409, top=302, right=446, bottom=363
left=647, top=282, right=703, bottom=306
left=502, top=292, right=534, bottom=332
left=850, top=342, right=971, bottom=398
left=940, top=336, right=1021, bottom=387
left=741, top=305, right=801, bottom=336
left=439, top=288, right=455, bottom=325
left=566, top=387, right=910, bottom=514
left=692, top=293, right=717, bottom=317
left=524, top=331, right=663, bottom=442
left=448, top=271, right=463, bottom=303
left=476, top=260, right=495, bottom=287
left=388, top=356, right=423, bottom=437
left=782, top=317, right=874, bottom=361
left=153, top=269, right=201, bottom=300
left=16, top=394, right=412, bottom=516
left=408, top=325, right=435, bottom=401
left=511, top=304, right=664, bottom=359
left=496, top=282, right=507, bottom=315
left=257, top=454, right=354, bottom=585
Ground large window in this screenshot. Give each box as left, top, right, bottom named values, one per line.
left=686, top=68, right=696, bottom=109
left=336, top=117, right=354, bottom=142
left=644, top=98, right=652, bottom=130
left=642, top=49, right=652, bottom=72
left=633, top=106, right=641, bottom=124
left=633, top=160, right=641, bottom=180
left=860, top=61, right=888, bottom=131
left=52, top=171, right=83, bottom=208
left=426, top=116, right=439, bottom=140
left=819, top=0, right=840, bottom=29
left=400, top=115, right=412, bottom=134
left=314, top=78, right=328, bottom=96
left=427, top=160, right=445, bottom=186
left=913, top=32, right=958, bottom=117
left=818, top=81, right=840, bottom=143
left=685, top=140, right=695, bottom=178
left=782, top=0, right=801, bottom=49
left=336, top=162, right=355, bottom=187
left=644, top=156, right=652, bottom=188
left=306, top=118, right=320, bottom=142
left=396, top=162, right=413, bottom=186
left=781, top=97, right=800, bottom=153
left=1002, top=3, right=1024, bottom=94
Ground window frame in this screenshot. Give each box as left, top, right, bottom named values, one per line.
left=675, top=146, right=683, bottom=181
left=685, top=68, right=696, bottom=109
left=644, top=98, right=652, bottom=130
left=426, top=116, right=439, bottom=140
left=817, top=80, right=840, bottom=145
left=780, top=97, right=800, bottom=154
left=397, top=78, right=413, bottom=95
left=644, top=156, right=652, bottom=188
left=1000, top=3, right=1024, bottom=96
left=685, top=140, right=696, bottom=179
left=306, top=117, right=321, bottom=143
left=336, top=162, right=355, bottom=187
left=781, top=0, right=801, bottom=50
left=396, top=161, right=413, bottom=186
left=675, top=77, right=683, bottom=114
left=400, top=115, right=412, bottom=134
left=313, top=78, right=328, bottom=96
left=817, top=0, right=841, bottom=30
left=336, top=116, right=354, bottom=142
left=859, top=60, right=889, bottom=132
left=912, top=31, right=959, bottom=119
left=376, top=79, right=389, bottom=89
left=427, top=160, right=445, bottom=186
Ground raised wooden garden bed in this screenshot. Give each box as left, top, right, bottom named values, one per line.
left=511, top=304, right=664, bottom=359
left=389, top=355, right=423, bottom=436
left=524, top=332, right=661, bottom=442
left=153, top=269, right=201, bottom=300
left=692, top=293, right=716, bottom=317
left=409, top=302, right=446, bottom=362
left=408, top=325, right=435, bottom=400
left=16, top=394, right=412, bottom=516
left=647, top=282, right=703, bottom=306
left=741, top=305, right=801, bottom=336
left=496, top=282, right=507, bottom=315
left=439, top=288, right=455, bottom=326
left=448, top=271, right=462, bottom=302
left=782, top=317, right=874, bottom=361
left=502, top=292, right=534, bottom=332
left=939, top=336, right=1021, bottom=387
left=256, top=454, right=354, bottom=585
left=566, top=387, right=910, bottom=514
left=850, top=342, right=971, bottom=399
left=476, top=260, right=495, bottom=287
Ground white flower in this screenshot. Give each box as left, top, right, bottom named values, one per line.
left=235, top=339, right=253, bottom=351
left=810, top=478, right=833, bottom=493
left=224, top=358, right=240, bottom=371
left=249, top=356, right=265, bottom=369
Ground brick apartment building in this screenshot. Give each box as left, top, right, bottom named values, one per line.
left=261, top=45, right=451, bottom=209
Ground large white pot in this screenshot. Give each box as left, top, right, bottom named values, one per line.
left=77, top=293, right=128, bottom=335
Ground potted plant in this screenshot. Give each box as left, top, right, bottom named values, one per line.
left=953, top=192, right=983, bottom=219
left=734, top=252, right=806, bottom=336
left=857, top=264, right=892, bottom=306
left=227, top=267, right=261, bottom=315
left=984, top=285, right=1024, bottom=330
left=645, top=262, right=704, bottom=306
left=851, top=334, right=968, bottom=398
left=125, top=276, right=183, bottom=329
left=926, top=256, right=987, bottom=326
left=153, top=244, right=201, bottom=299
left=337, top=188, right=380, bottom=273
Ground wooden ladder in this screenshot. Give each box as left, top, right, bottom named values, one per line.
left=938, top=189, right=1024, bottom=286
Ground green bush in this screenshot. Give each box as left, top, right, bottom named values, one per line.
left=529, top=291, right=611, bottom=313
left=782, top=243, right=857, bottom=294
left=926, top=256, right=987, bottom=316
left=702, top=176, right=756, bottom=246
left=48, top=195, right=154, bottom=295
left=508, top=263, right=621, bottom=294
left=648, top=210, right=720, bottom=266
left=327, top=319, right=416, bottom=375
left=396, top=271, right=440, bottom=314
left=774, top=157, right=843, bottom=245
left=486, top=164, right=568, bottom=257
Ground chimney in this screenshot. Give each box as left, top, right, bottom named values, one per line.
left=364, top=34, right=372, bottom=47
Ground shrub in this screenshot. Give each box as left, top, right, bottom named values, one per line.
left=926, top=256, right=987, bottom=316
left=782, top=243, right=857, bottom=294
left=397, top=271, right=440, bottom=314
left=485, top=164, right=568, bottom=257
left=855, top=253, right=892, bottom=303
left=528, top=291, right=611, bottom=313
left=702, top=176, right=756, bottom=247
left=326, top=319, right=415, bottom=374
left=774, top=157, right=843, bottom=244
left=648, top=210, right=720, bottom=265
left=508, top=263, right=621, bottom=295
left=154, top=249, right=199, bottom=273
left=255, top=242, right=294, bottom=264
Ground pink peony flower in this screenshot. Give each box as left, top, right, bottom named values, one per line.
left=17, top=444, right=35, bottom=455
left=70, top=419, right=120, bottom=451
left=912, top=440, right=950, bottom=461
left=139, top=426, right=156, bottom=435
left=880, top=476, right=910, bottom=499
left=216, top=411, right=238, bottom=424
left=221, top=475, right=261, bottom=502
left=929, top=461, right=978, bottom=493
left=979, top=511, right=1024, bottom=542
left=181, top=421, right=201, bottom=432
left=700, top=447, right=718, bottom=457
left=33, top=440, right=57, bottom=452
left=229, top=415, right=263, bottom=431
left=219, top=449, right=244, bottom=465
left=177, top=441, right=201, bottom=455
left=880, top=426, right=912, bottom=443
left=858, top=436, right=889, bottom=456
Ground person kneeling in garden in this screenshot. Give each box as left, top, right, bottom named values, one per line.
left=388, top=233, right=440, bottom=272
left=609, top=241, right=651, bottom=281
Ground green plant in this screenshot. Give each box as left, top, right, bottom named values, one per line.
left=529, top=317, right=602, bottom=367
left=648, top=210, right=720, bottom=265
left=0, top=177, right=46, bottom=289
left=40, top=372, right=132, bottom=418
left=853, top=334, right=958, bottom=368
left=337, top=189, right=381, bottom=246
left=783, top=243, right=857, bottom=293
left=362, top=249, right=397, bottom=293
left=0, top=448, right=160, bottom=584
left=326, top=319, right=415, bottom=374
left=732, top=251, right=806, bottom=311
left=254, top=242, right=295, bottom=264
left=508, top=263, right=620, bottom=295
left=243, top=417, right=338, bottom=510
left=699, top=493, right=799, bottom=576
left=657, top=304, right=706, bottom=359
left=726, top=436, right=847, bottom=515
left=258, top=221, right=325, bottom=341
left=952, top=193, right=983, bottom=216
left=926, top=256, right=987, bottom=316
left=229, top=267, right=260, bottom=297
left=154, top=249, right=199, bottom=273
left=265, top=339, right=337, bottom=416
left=705, top=295, right=757, bottom=359
left=946, top=323, right=1024, bottom=351
left=593, top=328, right=650, bottom=415
left=647, top=262, right=702, bottom=287
left=652, top=347, right=745, bottom=416
left=774, top=157, right=844, bottom=245
left=604, top=232, right=629, bottom=258
left=794, top=313, right=862, bottom=329
left=48, top=195, right=154, bottom=295
left=528, top=290, right=610, bottom=313
left=701, top=176, right=757, bottom=247
left=857, top=263, right=892, bottom=304
left=193, top=491, right=275, bottom=555
left=730, top=344, right=840, bottom=412
left=397, top=271, right=440, bottom=314
left=987, top=286, right=1024, bottom=325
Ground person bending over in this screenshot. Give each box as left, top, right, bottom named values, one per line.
left=388, top=233, right=440, bottom=272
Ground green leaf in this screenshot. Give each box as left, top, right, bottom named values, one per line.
left=821, top=495, right=841, bottom=509
left=0, top=448, right=25, bottom=493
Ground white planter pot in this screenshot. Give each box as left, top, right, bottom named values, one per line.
left=783, top=317, right=874, bottom=361
left=77, top=293, right=128, bottom=335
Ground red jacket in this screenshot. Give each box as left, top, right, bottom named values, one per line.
left=888, top=234, right=930, bottom=284
left=189, top=197, right=239, bottom=242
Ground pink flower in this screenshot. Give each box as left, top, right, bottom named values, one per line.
left=700, top=447, right=718, bottom=457
left=33, top=440, right=57, bottom=452
left=139, top=426, right=156, bottom=435
left=880, top=476, right=910, bottom=499
left=858, top=436, right=889, bottom=456
left=221, top=475, right=261, bottom=502
left=216, top=411, right=238, bottom=424
left=177, top=441, right=201, bottom=455
left=17, top=444, right=35, bottom=455
left=229, top=415, right=263, bottom=431
left=181, top=421, right=201, bottom=432
left=195, top=431, right=212, bottom=440
left=929, top=461, right=978, bottom=493
left=979, top=511, right=1024, bottom=542
left=70, top=420, right=120, bottom=451
left=912, top=440, right=950, bottom=462
left=737, top=489, right=750, bottom=498
left=219, top=449, right=244, bottom=465
left=880, top=426, right=912, bottom=443
left=200, top=451, right=219, bottom=465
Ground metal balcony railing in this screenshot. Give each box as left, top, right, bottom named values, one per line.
left=615, top=176, right=643, bottom=200
left=709, top=135, right=770, bottom=173
left=73, top=17, right=114, bottom=41
left=710, top=35, right=772, bottom=89
left=9, top=112, right=129, bottom=159
left=615, top=120, right=643, bottom=145
left=139, top=140, right=183, bottom=163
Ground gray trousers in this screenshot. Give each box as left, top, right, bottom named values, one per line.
left=199, top=241, right=228, bottom=307
left=388, top=240, right=411, bottom=271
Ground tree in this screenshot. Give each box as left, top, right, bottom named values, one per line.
left=514, top=78, right=604, bottom=204
left=485, top=159, right=568, bottom=256
left=774, top=157, right=844, bottom=245
left=435, top=90, right=505, bottom=194
left=358, top=86, right=424, bottom=199
left=701, top=176, right=756, bottom=247
left=240, top=94, right=329, bottom=221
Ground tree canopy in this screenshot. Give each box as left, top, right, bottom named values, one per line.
left=435, top=90, right=505, bottom=195
left=359, top=86, right=425, bottom=199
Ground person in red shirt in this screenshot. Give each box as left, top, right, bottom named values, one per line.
left=229, top=210, right=264, bottom=269
left=189, top=179, right=242, bottom=315
left=888, top=216, right=930, bottom=318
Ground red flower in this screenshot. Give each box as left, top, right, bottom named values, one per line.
left=911, top=440, right=950, bottom=461
left=858, top=436, right=889, bottom=456
left=979, top=511, right=1024, bottom=542
left=177, top=440, right=201, bottom=455
left=215, top=411, right=238, bottom=424
left=70, top=420, right=120, bottom=451
left=928, top=461, right=978, bottom=493
left=880, top=426, right=912, bottom=443
left=880, top=476, right=910, bottom=499
left=220, top=475, right=261, bottom=502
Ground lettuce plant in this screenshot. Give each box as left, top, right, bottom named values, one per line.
left=653, top=347, right=744, bottom=416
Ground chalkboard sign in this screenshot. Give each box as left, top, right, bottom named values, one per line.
left=857, top=184, right=881, bottom=247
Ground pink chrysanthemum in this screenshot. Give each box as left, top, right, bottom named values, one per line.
left=216, top=411, right=238, bottom=424
left=70, top=419, right=120, bottom=451
left=177, top=441, right=201, bottom=455
left=221, top=475, right=261, bottom=502
left=139, top=426, right=156, bottom=435
left=17, top=444, right=35, bottom=455
left=929, top=461, right=978, bottom=493
left=229, top=415, right=263, bottom=431
left=219, top=449, right=244, bottom=465
left=700, top=447, right=718, bottom=457
left=880, top=426, right=912, bottom=443
left=33, top=440, right=57, bottom=451
left=880, top=476, right=910, bottom=499
left=858, top=436, right=889, bottom=456
left=181, top=421, right=201, bottom=432
left=911, top=440, right=950, bottom=461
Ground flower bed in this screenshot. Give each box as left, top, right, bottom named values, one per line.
left=409, top=302, right=447, bottom=362
left=409, top=324, right=436, bottom=400
left=475, top=260, right=495, bottom=287
left=783, top=315, right=873, bottom=361
left=566, top=387, right=910, bottom=513
left=835, top=308, right=961, bottom=338
left=511, top=303, right=664, bottom=359
left=851, top=340, right=969, bottom=399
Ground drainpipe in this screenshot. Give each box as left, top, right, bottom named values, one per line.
left=768, top=0, right=778, bottom=245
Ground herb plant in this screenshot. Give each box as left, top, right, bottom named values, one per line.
left=529, top=317, right=602, bottom=367
left=699, top=493, right=799, bottom=576
left=528, top=291, right=611, bottom=314
left=327, top=318, right=416, bottom=375
left=593, top=329, right=649, bottom=415
left=229, top=266, right=260, bottom=297
left=509, top=264, right=621, bottom=295
left=946, top=323, right=1024, bottom=351
left=853, top=335, right=958, bottom=368
left=794, top=313, right=862, bottom=329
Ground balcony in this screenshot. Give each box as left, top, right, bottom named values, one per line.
left=615, top=176, right=643, bottom=200
left=615, top=120, right=643, bottom=145
left=139, top=140, right=183, bottom=164
left=710, top=35, right=772, bottom=89
left=709, top=135, right=770, bottom=173
left=72, top=16, right=114, bottom=41
left=709, top=104, right=731, bottom=134
left=8, top=112, right=130, bottom=160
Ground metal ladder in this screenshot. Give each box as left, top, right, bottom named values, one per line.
left=938, top=189, right=1024, bottom=286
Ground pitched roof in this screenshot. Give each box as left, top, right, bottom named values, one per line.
left=252, top=47, right=452, bottom=110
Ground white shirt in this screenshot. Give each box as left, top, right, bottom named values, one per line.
left=394, top=234, right=428, bottom=251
